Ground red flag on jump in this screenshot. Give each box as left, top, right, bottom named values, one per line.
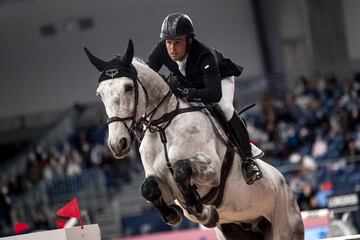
left=14, top=221, right=30, bottom=234
left=56, top=198, right=83, bottom=228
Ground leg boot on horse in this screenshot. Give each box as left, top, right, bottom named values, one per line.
left=141, top=176, right=183, bottom=226
left=228, top=112, right=262, bottom=185
left=173, top=159, right=203, bottom=213
left=173, top=159, right=219, bottom=228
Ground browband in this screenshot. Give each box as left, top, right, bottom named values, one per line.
left=98, top=63, right=138, bottom=83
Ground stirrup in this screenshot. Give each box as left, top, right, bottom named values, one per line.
left=242, top=158, right=262, bottom=185
left=244, top=170, right=262, bottom=185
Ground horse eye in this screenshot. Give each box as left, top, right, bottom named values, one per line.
left=124, top=84, right=134, bottom=92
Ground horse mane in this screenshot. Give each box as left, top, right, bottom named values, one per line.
left=132, top=57, right=167, bottom=86
left=131, top=57, right=170, bottom=104
left=134, top=57, right=146, bottom=65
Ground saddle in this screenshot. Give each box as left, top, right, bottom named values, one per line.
left=204, top=105, right=264, bottom=159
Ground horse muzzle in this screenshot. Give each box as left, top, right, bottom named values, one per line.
left=108, top=137, right=131, bottom=158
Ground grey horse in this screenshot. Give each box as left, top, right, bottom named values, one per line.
left=85, top=39, right=304, bottom=240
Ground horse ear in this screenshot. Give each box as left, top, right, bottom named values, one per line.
left=121, top=39, right=134, bottom=66
left=84, top=47, right=106, bottom=72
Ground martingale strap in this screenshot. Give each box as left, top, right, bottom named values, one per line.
left=150, top=106, right=206, bottom=175
left=158, top=129, right=174, bottom=175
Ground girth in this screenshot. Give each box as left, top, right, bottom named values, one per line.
left=201, top=144, right=235, bottom=208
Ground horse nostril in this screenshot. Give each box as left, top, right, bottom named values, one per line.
left=119, top=138, right=128, bottom=150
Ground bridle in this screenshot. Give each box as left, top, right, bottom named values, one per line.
left=102, top=63, right=204, bottom=174
left=103, top=64, right=145, bottom=141
left=104, top=64, right=172, bottom=143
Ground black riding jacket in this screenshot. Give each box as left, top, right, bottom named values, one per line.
left=147, top=38, right=243, bottom=103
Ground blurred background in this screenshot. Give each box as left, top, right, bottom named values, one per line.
left=0, top=0, right=359, bottom=239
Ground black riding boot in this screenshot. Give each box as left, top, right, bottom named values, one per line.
left=228, top=112, right=262, bottom=185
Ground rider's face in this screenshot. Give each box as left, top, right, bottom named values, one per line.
left=166, top=37, right=187, bottom=61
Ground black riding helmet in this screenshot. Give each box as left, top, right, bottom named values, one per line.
left=160, top=13, right=194, bottom=40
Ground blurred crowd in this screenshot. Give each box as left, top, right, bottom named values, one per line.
left=246, top=71, right=360, bottom=211
left=1, top=71, right=360, bottom=235
left=0, top=126, right=141, bottom=236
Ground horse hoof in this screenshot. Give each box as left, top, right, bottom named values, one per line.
left=186, top=204, right=203, bottom=215
left=202, top=205, right=219, bottom=228
left=194, top=205, right=219, bottom=228
left=163, top=204, right=183, bottom=226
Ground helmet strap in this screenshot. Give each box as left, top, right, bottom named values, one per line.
left=186, top=37, right=192, bottom=53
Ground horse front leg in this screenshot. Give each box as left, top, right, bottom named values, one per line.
left=140, top=175, right=183, bottom=226
left=173, top=153, right=220, bottom=227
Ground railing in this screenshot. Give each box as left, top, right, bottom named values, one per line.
left=11, top=168, right=108, bottom=226
left=0, top=102, right=104, bottom=182
left=0, top=109, right=75, bottom=181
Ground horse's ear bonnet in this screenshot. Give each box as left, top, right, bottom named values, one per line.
left=121, top=39, right=134, bottom=67
left=84, top=39, right=137, bottom=83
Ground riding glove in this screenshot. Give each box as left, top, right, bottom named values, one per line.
left=171, top=85, right=196, bottom=100
left=166, top=75, right=199, bottom=101
left=167, top=75, right=184, bottom=97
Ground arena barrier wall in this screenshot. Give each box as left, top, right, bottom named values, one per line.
left=0, top=224, right=101, bottom=240
left=325, top=235, right=360, bottom=240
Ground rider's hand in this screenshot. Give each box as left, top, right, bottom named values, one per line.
left=167, top=75, right=183, bottom=97
left=167, top=75, right=178, bottom=89
left=166, top=75, right=196, bottom=100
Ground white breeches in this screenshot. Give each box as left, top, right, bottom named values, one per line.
left=217, top=76, right=235, bottom=121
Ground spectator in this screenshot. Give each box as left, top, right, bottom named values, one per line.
left=66, top=158, right=82, bottom=177
left=261, top=94, right=277, bottom=143
left=289, top=173, right=306, bottom=197
left=7, top=175, right=24, bottom=201
left=0, top=183, right=12, bottom=236
left=32, top=209, right=49, bottom=230
left=90, top=142, right=105, bottom=166
left=315, top=182, right=333, bottom=209
left=343, top=134, right=360, bottom=162
left=297, top=182, right=316, bottom=210
left=65, top=147, right=83, bottom=177
left=76, top=130, right=92, bottom=168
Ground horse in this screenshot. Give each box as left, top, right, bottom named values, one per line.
left=84, top=39, right=304, bottom=240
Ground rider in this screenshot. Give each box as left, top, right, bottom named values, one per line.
left=146, top=13, right=262, bottom=185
